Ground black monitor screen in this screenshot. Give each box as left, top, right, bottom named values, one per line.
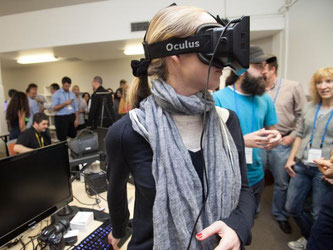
left=0, top=142, right=72, bottom=247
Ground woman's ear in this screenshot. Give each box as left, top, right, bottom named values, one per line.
left=169, top=55, right=181, bottom=64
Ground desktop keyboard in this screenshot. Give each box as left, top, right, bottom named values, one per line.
left=73, top=220, right=132, bottom=250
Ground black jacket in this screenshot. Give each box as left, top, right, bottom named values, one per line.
left=106, top=111, right=256, bottom=250
left=88, top=86, right=115, bottom=129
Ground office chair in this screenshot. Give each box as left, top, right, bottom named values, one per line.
left=6, top=139, right=17, bottom=156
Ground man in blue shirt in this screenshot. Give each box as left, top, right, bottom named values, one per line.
left=213, top=46, right=281, bottom=212
left=26, top=83, right=40, bottom=128
left=51, top=76, right=78, bottom=141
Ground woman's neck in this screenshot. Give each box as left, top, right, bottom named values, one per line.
left=167, top=75, right=197, bottom=96
left=321, top=98, right=333, bottom=108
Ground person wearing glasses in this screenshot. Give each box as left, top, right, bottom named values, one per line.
left=105, top=5, right=255, bottom=250
left=285, top=67, right=333, bottom=250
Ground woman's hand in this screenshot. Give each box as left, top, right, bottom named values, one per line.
left=196, top=221, right=241, bottom=250
left=107, top=231, right=120, bottom=250
left=285, top=159, right=296, bottom=178
left=314, top=157, right=333, bottom=179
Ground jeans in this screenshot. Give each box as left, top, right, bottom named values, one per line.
left=285, top=162, right=331, bottom=238
left=307, top=187, right=333, bottom=250
left=261, top=144, right=291, bottom=221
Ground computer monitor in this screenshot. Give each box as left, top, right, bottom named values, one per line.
left=0, top=142, right=73, bottom=247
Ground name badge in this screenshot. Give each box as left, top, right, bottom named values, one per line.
left=307, top=148, right=322, bottom=163
left=67, top=105, right=73, bottom=111
left=245, top=147, right=253, bottom=164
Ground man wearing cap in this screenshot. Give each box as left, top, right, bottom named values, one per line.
left=213, top=45, right=281, bottom=213
left=261, top=54, right=307, bottom=234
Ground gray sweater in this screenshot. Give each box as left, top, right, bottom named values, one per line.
left=296, top=102, right=333, bottom=163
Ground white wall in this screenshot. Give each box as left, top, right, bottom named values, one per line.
left=286, top=0, right=333, bottom=94
left=226, top=0, right=284, bottom=17
left=0, top=0, right=286, bottom=53
left=0, top=61, right=8, bottom=133
left=0, top=0, right=227, bottom=53
left=2, top=56, right=141, bottom=98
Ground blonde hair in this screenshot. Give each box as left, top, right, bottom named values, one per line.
left=128, top=5, right=207, bottom=109
left=309, top=67, right=333, bottom=104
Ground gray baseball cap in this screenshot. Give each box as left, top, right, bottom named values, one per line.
left=250, top=45, right=276, bottom=64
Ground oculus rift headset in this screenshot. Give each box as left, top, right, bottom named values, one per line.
left=142, top=15, right=250, bottom=74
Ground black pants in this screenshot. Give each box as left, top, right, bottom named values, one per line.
left=54, top=114, right=77, bottom=141
left=77, top=123, right=87, bottom=131
left=307, top=187, right=333, bottom=249
left=251, top=177, right=265, bottom=211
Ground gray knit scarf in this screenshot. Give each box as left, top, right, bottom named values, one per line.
left=129, top=79, right=241, bottom=250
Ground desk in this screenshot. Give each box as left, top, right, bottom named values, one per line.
left=2, top=180, right=135, bottom=250
left=67, top=181, right=135, bottom=249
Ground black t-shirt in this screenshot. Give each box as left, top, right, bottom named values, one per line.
left=16, top=127, right=51, bottom=149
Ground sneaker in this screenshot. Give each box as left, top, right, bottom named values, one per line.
left=287, top=237, right=307, bottom=250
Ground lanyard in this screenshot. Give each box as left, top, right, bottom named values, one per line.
left=35, top=133, right=44, bottom=147
left=273, top=78, right=282, bottom=104
left=309, top=102, right=333, bottom=148
left=233, top=84, right=256, bottom=132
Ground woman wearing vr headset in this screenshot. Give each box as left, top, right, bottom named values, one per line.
left=106, top=5, right=255, bottom=250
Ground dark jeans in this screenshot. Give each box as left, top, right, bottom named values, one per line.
left=285, top=162, right=330, bottom=239
left=54, top=114, right=77, bottom=141
left=261, top=144, right=291, bottom=221
left=307, top=187, right=333, bottom=249
left=251, top=177, right=265, bottom=210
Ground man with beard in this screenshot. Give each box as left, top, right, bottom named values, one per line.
left=14, top=112, right=51, bottom=153
left=213, top=45, right=281, bottom=212
left=261, top=55, right=306, bottom=234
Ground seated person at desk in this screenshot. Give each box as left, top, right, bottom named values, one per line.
left=14, top=112, right=51, bottom=154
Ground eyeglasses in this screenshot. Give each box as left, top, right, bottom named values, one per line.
left=252, top=62, right=267, bottom=71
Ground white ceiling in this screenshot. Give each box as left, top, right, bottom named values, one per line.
left=0, top=0, right=106, bottom=16
left=0, top=0, right=279, bottom=69
left=0, top=38, right=144, bottom=68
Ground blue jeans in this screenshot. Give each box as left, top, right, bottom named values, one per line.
left=261, top=144, right=291, bottom=221
left=285, top=162, right=331, bottom=238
